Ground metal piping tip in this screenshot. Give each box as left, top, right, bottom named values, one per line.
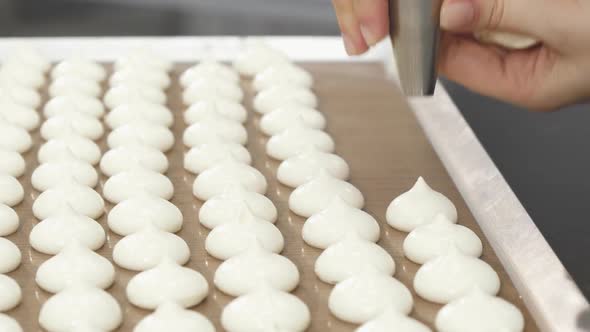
left=389, top=0, right=442, bottom=96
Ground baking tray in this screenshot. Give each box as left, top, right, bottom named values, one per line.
left=3, top=59, right=540, bottom=331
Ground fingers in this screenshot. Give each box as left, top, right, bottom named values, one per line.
left=353, top=0, right=389, bottom=46
left=333, top=0, right=369, bottom=55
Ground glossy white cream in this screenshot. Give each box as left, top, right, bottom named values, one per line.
left=183, top=119, right=248, bottom=147
left=221, top=288, right=310, bottom=332
left=106, top=102, right=173, bottom=128
left=32, top=183, right=105, bottom=220
left=0, top=313, right=22, bottom=332
left=107, top=123, right=175, bottom=152
left=214, top=246, right=299, bottom=296
left=49, top=76, right=102, bottom=98
left=44, top=95, right=105, bottom=119
left=134, top=302, right=215, bottom=332
left=386, top=177, right=457, bottom=232
left=184, top=99, right=247, bottom=124
left=199, top=186, right=277, bottom=228
left=193, top=161, right=267, bottom=201
left=0, top=149, right=26, bottom=178
left=110, top=68, right=171, bottom=89
left=266, top=123, right=334, bottom=161
left=184, top=142, right=251, bottom=174
left=277, top=150, right=349, bottom=188
left=356, top=308, right=432, bottom=332
left=40, top=113, right=104, bottom=141
left=0, top=275, right=21, bottom=311
left=329, top=269, right=413, bottom=324
left=100, top=145, right=169, bottom=176
left=253, top=63, right=313, bottom=91
left=0, top=237, right=21, bottom=273
left=29, top=214, right=106, bottom=255
left=315, top=233, right=394, bottom=284
left=259, top=105, right=325, bottom=136
left=0, top=175, right=24, bottom=207
left=108, top=195, right=183, bottom=236
left=127, top=260, right=208, bottom=310
left=112, top=226, right=190, bottom=271
left=254, top=86, right=317, bottom=114
left=38, top=137, right=102, bottom=165
left=31, top=161, right=98, bottom=191
left=0, top=122, right=32, bottom=153
left=35, top=242, right=115, bottom=293
left=403, top=214, right=482, bottom=264
left=0, top=204, right=19, bottom=236
left=39, top=285, right=122, bottom=332
left=103, top=170, right=174, bottom=203
left=0, top=101, right=40, bottom=131
left=0, top=83, right=41, bottom=108
left=183, top=77, right=243, bottom=104
left=289, top=171, right=364, bottom=217
left=104, top=83, right=166, bottom=109
left=435, top=289, right=525, bottom=332
left=51, top=58, right=107, bottom=81
left=413, top=251, right=500, bottom=304
left=181, top=60, right=239, bottom=87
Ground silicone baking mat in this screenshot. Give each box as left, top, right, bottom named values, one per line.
left=5, top=62, right=538, bottom=331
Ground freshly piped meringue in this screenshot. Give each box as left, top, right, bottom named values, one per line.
left=0, top=237, right=21, bottom=273
left=315, top=233, right=394, bottom=284
left=103, top=170, right=174, bottom=203
left=0, top=204, right=19, bottom=236
left=205, top=209, right=284, bottom=260
left=183, top=119, right=248, bottom=147
left=35, top=242, right=115, bottom=293
left=110, top=68, right=171, bottom=89
left=0, top=175, right=24, bottom=207
left=108, top=195, right=182, bottom=236
left=0, top=275, right=20, bottom=311
left=199, top=186, right=277, bottom=228
left=40, top=113, right=104, bottom=141
left=184, top=142, right=251, bottom=174
left=44, top=95, right=105, bottom=119
left=51, top=58, right=107, bottom=81
left=134, top=302, right=215, bottom=332
left=100, top=145, right=169, bottom=176
left=38, top=137, right=102, bottom=165
left=221, top=288, right=310, bottom=332
left=253, top=63, right=313, bottom=91
left=127, top=259, right=208, bottom=309
left=254, top=86, right=317, bottom=114
left=386, top=177, right=458, bottom=232
left=289, top=170, right=364, bottom=217
left=192, top=161, right=267, bottom=201
left=0, top=101, right=40, bottom=131
left=413, top=251, right=500, bottom=304
left=277, top=150, right=349, bottom=188
left=214, top=245, right=298, bottom=296
left=39, top=285, right=122, bottom=332
left=30, top=214, right=105, bottom=255
left=259, top=105, right=325, bottom=136
left=0, top=122, right=32, bottom=153
left=0, top=313, right=22, bottom=332
left=49, top=76, right=102, bottom=98
left=32, top=183, right=104, bottom=220
left=104, top=83, right=166, bottom=109
left=32, top=160, right=98, bottom=191
left=183, top=77, right=243, bottom=104
left=303, top=198, right=379, bottom=249
left=233, top=43, right=289, bottom=77
left=108, top=123, right=174, bottom=152
left=184, top=99, right=247, bottom=124
left=435, top=289, right=525, bottom=332
left=180, top=60, right=240, bottom=87
left=403, top=214, right=482, bottom=264
left=0, top=61, right=45, bottom=89
left=266, top=123, right=334, bottom=161
left=0, top=149, right=25, bottom=178
left=114, top=49, right=172, bottom=72
left=0, top=83, right=41, bottom=108
left=356, top=307, right=432, bottom=332
left=113, top=226, right=190, bottom=271
left=329, top=269, right=413, bottom=324
left=106, top=102, right=173, bottom=129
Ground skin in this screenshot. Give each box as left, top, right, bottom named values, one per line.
left=332, top=0, right=590, bottom=111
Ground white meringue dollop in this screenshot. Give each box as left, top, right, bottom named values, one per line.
left=192, top=161, right=267, bottom=201
left=103, top=170, right=174, bottom=204
left=107, top=123, right=175, bottom=152
left=104, top=83, right=166, bottom=109
left=106, top=102, right=173, bottom=129
left=266, top=123, right=335, bottom=161
left=184, top=142, right=251, bottom=174
left=183, top=77, right=243, bottom=104
left=0, top=313, right=22, bottom=332
left=32, top=183, right=105, bottom=220
left=0, top=175, right=24, bottom=207
left=38, top=137, right=102, bottom=165
left=29, top=214, right=105, bottom=255
left=134, top=302, right=215, bottom=332
left=0, top=122, right=32, bottom=154
left=49, top=76, right=102, bottom=98
left=44, top=95, right=105, bottom=119
left=259, top=105, right=325, bottom=136
left=0, top=204, right=19, bottom=236
left=0, top=149, right=26, bottom=178
left=184, top=99, right=247, bottom=124
left=183, top=120, right=248, bottom=148
left=51, top=58, right=106, bottom=81
left=100, top=144, right=169, bottom=176
left=277, top=149, right=349, bottom=188
left=253, top=63, right=313, bottom=92
left=0, top=101, right=40, bottom=131
left=0, top=274, right=21, bottom=311
left=31, top=160, right=98, bottom=191
left=40, top=113, right=104, bottom=141
left=108, top=195, right=182, bottom=236
left=0, top=238, right=21, bottom=273
left=254, top=86, right=317, bottom=114
left=356, top=308, right=432, bottom=332
left=181, top=60, right=239, bottom=87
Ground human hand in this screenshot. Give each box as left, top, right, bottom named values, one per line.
left=332, top=0, right=590, bottom=110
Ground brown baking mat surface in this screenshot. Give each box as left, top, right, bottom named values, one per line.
left=4, top=62, right=538, bottom=331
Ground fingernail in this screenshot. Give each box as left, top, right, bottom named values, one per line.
left=360, top=24, right=377, bottom=46
left=342, top=34, right=357, bottom=55
left=440, top=0, right=475, bottom=30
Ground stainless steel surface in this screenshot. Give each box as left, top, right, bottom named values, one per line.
left=389, top=0, right=442, bottom=96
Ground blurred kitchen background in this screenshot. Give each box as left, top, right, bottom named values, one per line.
left=1, top=0, right=589, bottom=297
